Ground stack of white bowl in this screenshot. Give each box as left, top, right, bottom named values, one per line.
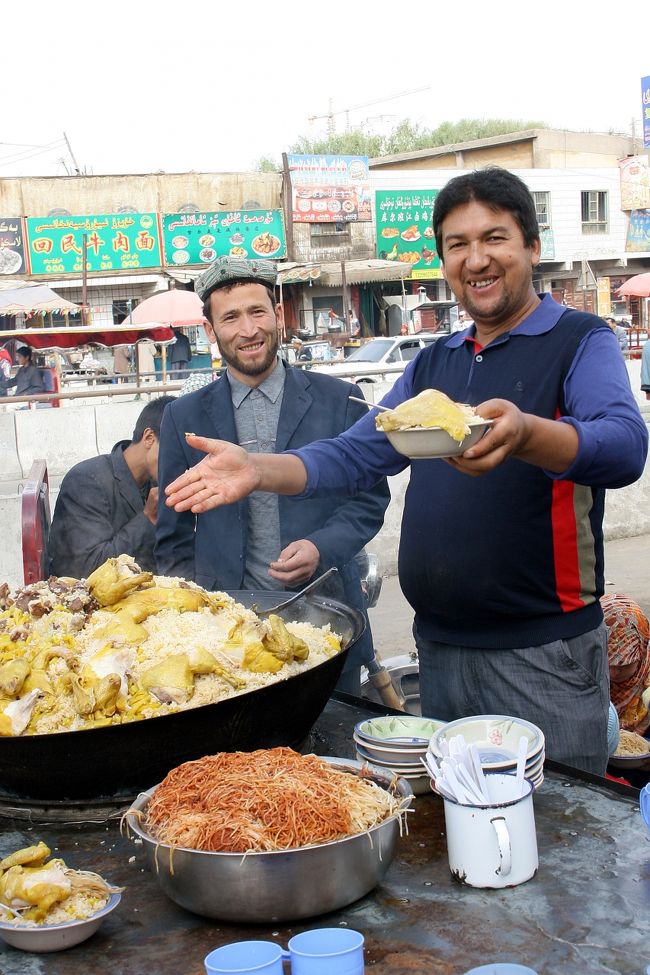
left=353, top=715, right=446, bottom=795
left=428, top=714, right=546, bottom=790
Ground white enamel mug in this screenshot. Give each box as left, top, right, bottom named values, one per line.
left=443, top=772, right=538, bottom=889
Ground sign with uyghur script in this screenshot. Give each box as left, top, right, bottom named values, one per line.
left=375, top=189, right=440, bottom=279
left=161, top=210, right=286, bottom=266
left=626, top=209, right=650, bottom=252
left=288, top=154, right=371, bottom=223
left=0, top=217, right=26, bottom=275
left=642, top=76, right=650, bottom=150
left=25, top=214, right=162, bottom=275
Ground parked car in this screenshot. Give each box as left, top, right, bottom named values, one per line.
left=312, top=332, right=448, bottom=384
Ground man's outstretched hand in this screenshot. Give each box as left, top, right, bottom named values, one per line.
left=165, top=435, right=260, bottom=513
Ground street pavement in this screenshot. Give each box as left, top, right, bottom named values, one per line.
left=368, top=533, right=650, bottom=661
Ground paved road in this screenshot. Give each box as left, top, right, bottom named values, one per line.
left=368, top=533, right=650, bottom=661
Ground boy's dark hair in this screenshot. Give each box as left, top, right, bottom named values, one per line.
left=132, top=395, right=176, bottom=443
left=16, top=345, right=32, bottom=360
left=433, top=167, right=540, bottom=260
left=202, top=280, right=276, bottom=326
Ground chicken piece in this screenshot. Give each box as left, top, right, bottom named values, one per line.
left=83, top=644, right=135, bottom=698
left=0, top=659, right=30, bottom=697
left=109, top=585, right=211, bottom=621
left=376, top=389, right=477, bottom=443
left=139, top=654, right=194, bottom=704
left=0, top=861, right=72, bottom=922
left=91, top=612, right=149, bottom=646
left=86, top=556, right=153, bottom=607
left=0, top=841, right=50, bottom=872
left=93, top=673, right=122, bottom=716
left=242, top=639, right=284, bottom=674
left=264, top=614, right=309, bottom=662
left=32, top=645, right=74, bottom=671
left=67, top=673, right=95, bottom=716
left=186, top=646, right=245, bottom=690
left=21, top=669, right=52, bottom=695
left=0, top=689, right=43, bottom=736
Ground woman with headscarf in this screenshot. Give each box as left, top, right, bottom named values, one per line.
left=601, top=593, right=650, bottom=734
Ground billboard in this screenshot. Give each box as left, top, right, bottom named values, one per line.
left=288, top=154, right=371, bottom=223
left=162, top=210, right=286, bottom=266
left=25, top=214, right=162, bottom=275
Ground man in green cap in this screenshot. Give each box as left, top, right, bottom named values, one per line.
left=155, top=256, right=390, bottom=692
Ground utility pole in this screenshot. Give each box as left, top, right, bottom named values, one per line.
left=81, top=234, right=88, bottom=325
left=63, top=131, right=81, bottom=175
left=281, top=153, right=295, bottom=262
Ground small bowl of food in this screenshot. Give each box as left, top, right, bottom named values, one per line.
left=608, top=729, right=650, bottom=770
left=0, top=841, right=122, bottom=953
left=376, top=389, right=491, bottom=459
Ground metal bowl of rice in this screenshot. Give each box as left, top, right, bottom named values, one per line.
left=125, top=756, right=411, bottom=923
left=608, top=729, right=650, bottom=771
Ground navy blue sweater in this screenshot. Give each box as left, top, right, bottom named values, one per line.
left=297, top=299, right=648, bottom=648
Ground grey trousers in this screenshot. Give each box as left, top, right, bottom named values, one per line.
left=415, top=623, right=610, bottom=775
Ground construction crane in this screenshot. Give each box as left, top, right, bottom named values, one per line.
left=308, top=87, right=431, bottom=136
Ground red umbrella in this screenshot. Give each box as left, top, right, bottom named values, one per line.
left=616, top=273, right=650, bottom=298
left=128, top=289, right=205, bottom=326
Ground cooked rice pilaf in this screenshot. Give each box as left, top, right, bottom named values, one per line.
left=0, top=557, right=343, bottom=737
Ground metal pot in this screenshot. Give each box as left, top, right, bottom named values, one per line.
left=0, top=592, right=364, bottom=802
left=125, top=757, right=412, bottom=922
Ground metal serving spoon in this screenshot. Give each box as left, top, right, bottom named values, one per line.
left=256, top=567, right=339, bottom=617
left=349, top=395, right=392, bottom=412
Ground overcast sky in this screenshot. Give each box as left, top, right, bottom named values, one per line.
left=2, top=0, right=648, bottom=179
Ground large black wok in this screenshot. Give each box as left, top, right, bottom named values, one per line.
left=0, top=592, right=364, bottom=801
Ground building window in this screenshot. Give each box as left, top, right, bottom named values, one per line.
left=581, top=191, right=608, bottom=234
left=309, top=223, right=351, bottom=248
left=532, top=191, right=551, bottom=229
left=112, top=300, right=135, bottom=324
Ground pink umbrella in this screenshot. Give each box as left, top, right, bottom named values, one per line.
left=127, top=289, right=205, bottom=326
left=617, top=273, right=650, bottom=298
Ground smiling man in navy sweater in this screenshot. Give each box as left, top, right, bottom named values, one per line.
left=164, top=168, right=648, bottom=775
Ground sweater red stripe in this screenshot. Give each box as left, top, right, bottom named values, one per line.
left=551, top=478, right=585, bottom=611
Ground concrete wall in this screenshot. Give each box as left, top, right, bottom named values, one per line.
left=2, top=374, right=650, bottom=590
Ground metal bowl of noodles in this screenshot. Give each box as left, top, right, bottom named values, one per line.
left=125, top=756, right=412, bottom=923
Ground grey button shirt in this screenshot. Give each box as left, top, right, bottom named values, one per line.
left=227, top=360, right=285, bottom=590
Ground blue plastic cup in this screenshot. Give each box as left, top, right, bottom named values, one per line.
left=287, top=928, right=364, bottom=975
left=463, top=965, right=539, bottom=975
left=204, top=941, right=284, bottom=974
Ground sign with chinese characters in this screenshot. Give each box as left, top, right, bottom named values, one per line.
left=0, top=217, right=26, bottom=275
left=619, top=156, right=650, bottom=211
left=642, top=76, right=650, bottom=150
left=25, top=214, right=162, bottom=275
left=288, top=154, right=371, bottom=223
left=161, top=210, right=286, bottom=266
left=375, top=189, right=440, bottom=279
left=626, top=209, right=650, bottom=252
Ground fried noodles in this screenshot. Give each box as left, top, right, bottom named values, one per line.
left=614, top=728, right=650, bottom=756
left=144, top=747, right=406, bottom=853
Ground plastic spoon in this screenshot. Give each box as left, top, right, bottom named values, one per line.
left=455, top=764, right=487, bottom=804
left=468, top=743, right=490, bottom=802
left=348, top=396, right=392, bottom=413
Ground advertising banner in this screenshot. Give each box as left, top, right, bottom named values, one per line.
left=162, top=210, right=286, bottom=267
left=288, top=154, right=371, bottom=223
left=0, top=217, right=26, bottom=275
left=642, top=75, right=650, bottom=150
left=375, top=189, right=440, bottom=279
left=626, top=209, right=650, bottom=253
left=619, top=156, right=650, bottom=211
left=596, top=277, right=611, bottom=317
left=25, top=214, right=162, bottom=275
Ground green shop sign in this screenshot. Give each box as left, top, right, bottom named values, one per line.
left=162, top=210, right=286, bottom=267
left=26, top=214, right=162, bottom=274
left=375, top=190, right=441, bottom=280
